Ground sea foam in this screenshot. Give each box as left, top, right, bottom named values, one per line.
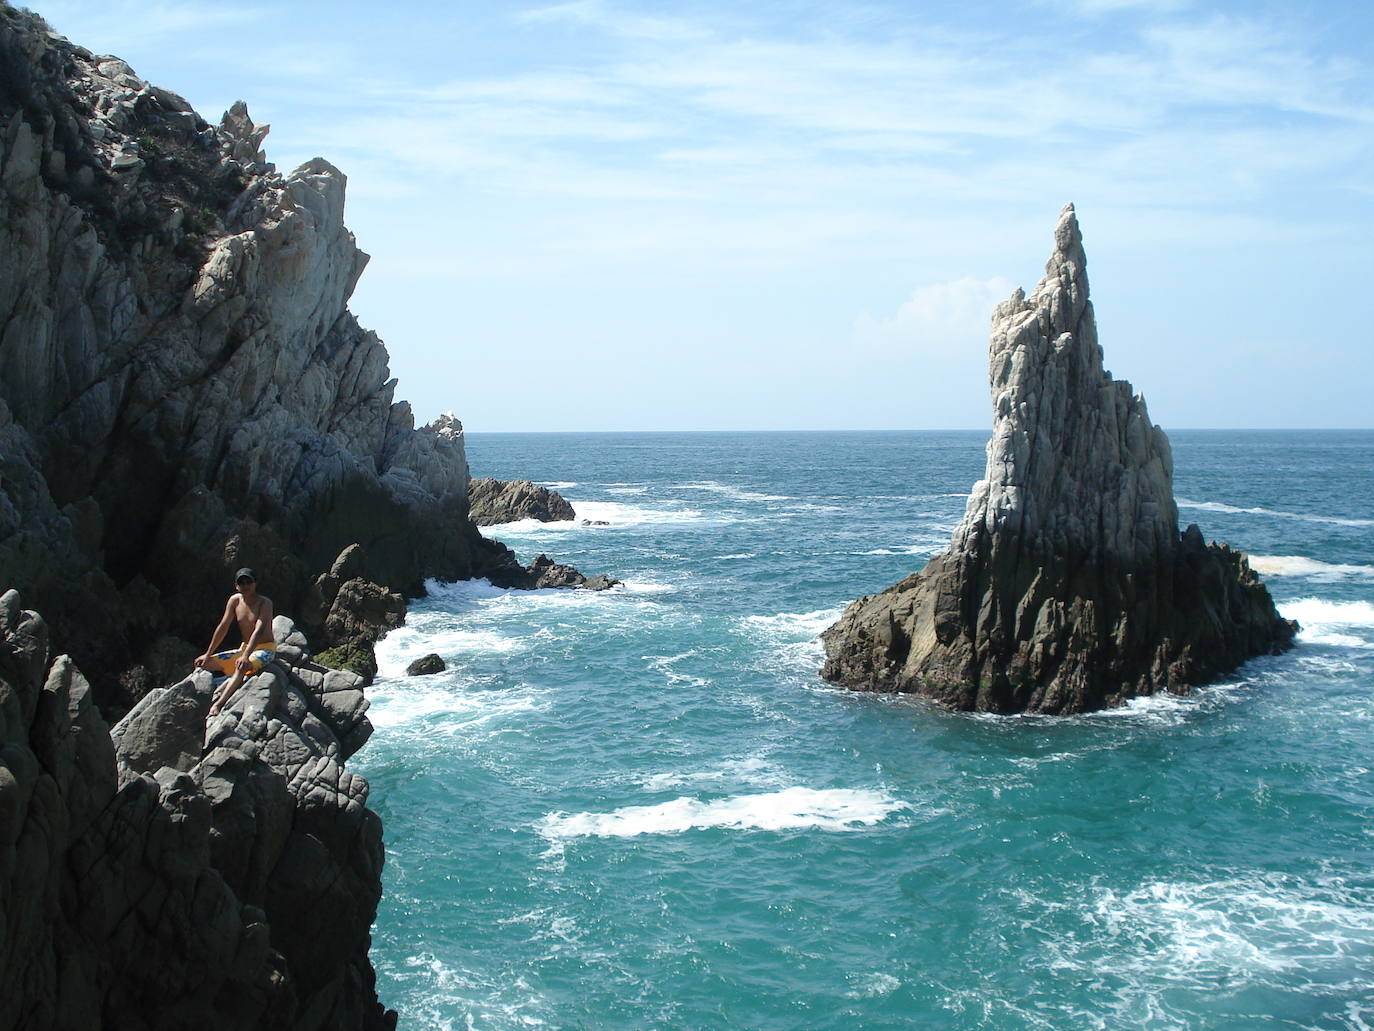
left=1248, top=555, right=1374, bottom=581
left=1177, top=497, right=1374, bottom=528
left=537, top=786, right=907, bottom=839
left=1282, top=597, right=1374, bottom=648
left=668, top=480, right=791, bottom=503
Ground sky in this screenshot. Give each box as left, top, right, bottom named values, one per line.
left=29, top=0, right=1374, bottom=431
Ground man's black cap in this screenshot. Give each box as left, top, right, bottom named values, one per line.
left=235, top=567, right=256, bottom=583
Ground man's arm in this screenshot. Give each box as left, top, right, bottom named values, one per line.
left=194, top=598, right=237, bottom=668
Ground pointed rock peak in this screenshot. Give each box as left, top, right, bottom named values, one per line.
left=427, top=412, right=465, bottom=441
left=820, top=206, right=1295, bottom=713
left=222, top=100, right=251, bottom=128
left=1047, top=201, right=1085, bottom=272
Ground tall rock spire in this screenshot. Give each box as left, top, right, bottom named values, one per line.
left=821, top=205, right=1295, bottom=714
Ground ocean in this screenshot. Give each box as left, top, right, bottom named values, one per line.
left=354, top=430, right=1374, bottom=1030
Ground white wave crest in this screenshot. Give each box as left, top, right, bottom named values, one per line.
left=668, top=480, right=791, bottom=503
left=1281, top=597, right=1374, bottom=648
left=538, top=481, right=577, bottom=489
left=1178, top=498, right=1374, bottom=528
left=860, top=542, right=941, bottom=556
left=738, top=608, right=842, bottom=668
left=1247, top=555, right=1374, bottom=581
left=538, top=787, right=907, bottom=839
left=638, top=756, right=778, bottom=791
left=740, top=608, right=843, bottom=639
left=365, top=681, right=543, bottom=733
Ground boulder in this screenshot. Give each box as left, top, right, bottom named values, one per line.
left=821, top=205, right=1296, bottom=714
left=468, top=479, right=576, bottom=525
left=405, top=653, right=446, bottom=677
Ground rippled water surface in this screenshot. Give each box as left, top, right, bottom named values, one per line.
left=355, top=430, right=1374, bottom=1030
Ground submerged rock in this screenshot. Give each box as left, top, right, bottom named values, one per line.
left=485, top=552, right=621, bottom=591
left=405, top=653, right=446, bottom=677
left=468, top=479, right=576, bottom=525
left=821, top=205, right=1296, bottom=714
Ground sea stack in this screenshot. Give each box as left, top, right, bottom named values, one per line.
left=821, top=205, right=1295, bottom=714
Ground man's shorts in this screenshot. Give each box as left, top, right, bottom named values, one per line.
left=206, top=643, right=277, bottom=678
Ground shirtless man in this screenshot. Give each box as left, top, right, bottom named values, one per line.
left=196, top=568, right=277, bottom=717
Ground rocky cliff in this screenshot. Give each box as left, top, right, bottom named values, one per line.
left=0, top=4, right=508, bottom=713
left=0, top=5, right=531, bottom=1026
left=821, top=205, right=1295, bottom=714
left=0, top=589, right=392, bottom=1029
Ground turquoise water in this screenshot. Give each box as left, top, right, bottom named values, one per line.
left=356, top=431, right=1374, bottom=1030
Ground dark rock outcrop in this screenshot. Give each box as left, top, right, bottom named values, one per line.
left=405, top=653, right=446, bottom=677
left=485, top=552, right=621, bottom=592
left=303, top=544, right=406, bottom=684
left=0, top=589, right=393, bottom=1030
left=468, top=478, right=576, bottom=525
left=821, top=205, right=1295, bottom=714
left=0, top=7, right=498, bottom=711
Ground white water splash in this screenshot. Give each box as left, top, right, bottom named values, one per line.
left=1282, top=597, right=1374, bottom=648
left=1248, top=555, right=1374, bottom=581
left=1178, top=498, right=1374, bottom=528
left=538, top=787, right=907, bottom=838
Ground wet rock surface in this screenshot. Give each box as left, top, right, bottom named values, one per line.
left=821, top=205, right=1296, bottom=714
left=484, top=552, right=622, bottom=592
left=405, top=653, right=446, bottom=677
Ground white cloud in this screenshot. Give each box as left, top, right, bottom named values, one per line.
left=855, top=277, right=1016, bottom=354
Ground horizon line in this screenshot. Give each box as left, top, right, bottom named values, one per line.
left=459, top=426, right=1374, bottom=435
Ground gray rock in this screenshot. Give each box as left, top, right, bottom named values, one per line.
left=405, top=653, right=446, bottom=677
left=482, top=551, right=620, bottom=592
left=0, top=5, right=490, bottom=715
left=468, top=478, right=576, bottom=525
left=0, top=590, right=392, bottom=1030
left=582, top=573, right=622, bottom=591
left=821, top=204, right=1296, bottom=714
left=110, top=672, right=213, bottom=786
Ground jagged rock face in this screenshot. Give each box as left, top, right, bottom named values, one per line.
left=0, top=7, right=490, bottom=705
left=821, top=205, right=1295, bottom=714
left=0, top=589, right=395, bottom=1030
left=485, top=552, right=622, bottom=592
left=468, top=478, right=576, bottom=525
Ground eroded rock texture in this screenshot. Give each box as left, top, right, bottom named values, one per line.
left=0, top=589, right=393, bottom=1030
left=0, top=7, right=504, bottom=709
left=821, top=205, right=1295, bottom=714
left=468, top=478, right=576, bottom=525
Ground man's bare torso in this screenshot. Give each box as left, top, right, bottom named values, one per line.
left=230, top=592, right=275, bottom=645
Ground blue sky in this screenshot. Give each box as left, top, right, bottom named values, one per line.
left=34, top=0, right=1374, bottom=430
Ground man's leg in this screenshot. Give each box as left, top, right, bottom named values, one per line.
left=209, top=667, right=246, bottom=716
